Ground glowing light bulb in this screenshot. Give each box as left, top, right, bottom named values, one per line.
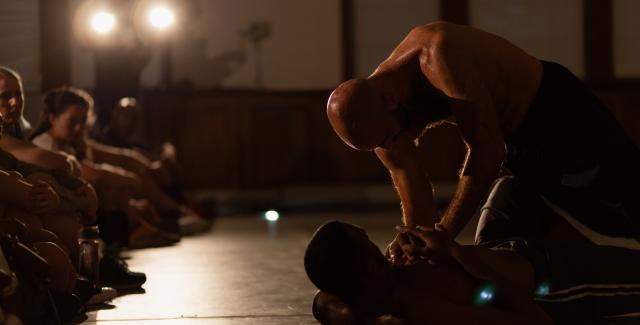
left=264, top=210, right=279, bottom=222
left=90, top=11, right=116, bottom=34
left=148, top=6, right=175, bottom=29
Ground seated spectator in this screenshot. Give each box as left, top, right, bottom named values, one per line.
left=91, top=97, right=213, bottom=231
left=0, top=224, right=84, bottom=323
left=1, top=67, right=146, bottom=294
left=29, top=87, right=208, bottom=235
left=92, top=97, right=176, bottom=181
left=0, top=67, right=79, bottom=176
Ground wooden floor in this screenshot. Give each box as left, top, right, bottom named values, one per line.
left=82, top=211, right=478, bottom=324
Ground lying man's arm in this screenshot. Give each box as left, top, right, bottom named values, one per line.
left=400, top=226, right=551, bottom=325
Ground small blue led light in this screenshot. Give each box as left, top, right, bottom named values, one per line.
left=536, top=282, right=551, bottom=296
left=474, top=285, right=495, bottom=305
left=480, top=289, right=493, bottom=301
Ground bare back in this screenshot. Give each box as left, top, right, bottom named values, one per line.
left=372, top=22, right=542, bottom=138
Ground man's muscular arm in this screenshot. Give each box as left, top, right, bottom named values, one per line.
left=375, top=132, right=440, bottom=264
left=440, top=98, right=505, bottom=236
left=420, top=27, right=505, bottom=236
left=400, top=226, right=551, bottom=324
left=375, top=132, right=438, bottom=228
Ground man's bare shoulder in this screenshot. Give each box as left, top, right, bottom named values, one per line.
left=399, top=22, right=455, bottom=53
left=407, top=21, right=455, bottom=38
left=373, top=22, right=456, bottom=77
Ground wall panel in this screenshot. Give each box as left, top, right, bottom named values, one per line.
left=613, top=0, right=640, bottom=78
left=470, top=0, right=585, bottom=77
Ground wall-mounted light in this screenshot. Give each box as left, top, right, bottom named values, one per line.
left=75, top=0, right=182, bottom=47
left=90, top=11, right=116, bottom=35
left=148, top=6, right=175, bottom=30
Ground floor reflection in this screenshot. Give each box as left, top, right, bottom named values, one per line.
left=83, top=211, right=478, bottom=324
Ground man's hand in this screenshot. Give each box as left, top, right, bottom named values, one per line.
left=396, top=224, right=455, bottom=264
left=386, top=232, right=412, bottom=267
left=150, top=160, right=172, bottom=186
left=27, top=180, right=60, bottom=215
left=76, top=183, right=98, bottom=224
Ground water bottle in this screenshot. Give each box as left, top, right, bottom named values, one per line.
left=78, top=225, right=102, bottom=288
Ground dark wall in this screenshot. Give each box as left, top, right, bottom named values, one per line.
left=593, top=84, right=640, bottom=146
left=138, top=86, right=638, bottom=191
left=139, top=90, right=467, bottom=190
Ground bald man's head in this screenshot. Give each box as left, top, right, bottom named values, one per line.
left=327, top=79, right=390, bottom=150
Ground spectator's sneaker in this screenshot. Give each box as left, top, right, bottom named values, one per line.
left=128, top=224, right=180, bottom=249
left=179, top=215, right=212, bottom=235
left=178, top=206, right=212, bottom=235
left=86, top=286, right=118, bottom=305
left=158, top=210, right=181, bottom=235
left=181, top=197, right=218, bottom=221
left=73, top=277, right=94, bottom=303
left=99, top=256, right=146, bottom=290
left=50, top=290, right=85, bottom=321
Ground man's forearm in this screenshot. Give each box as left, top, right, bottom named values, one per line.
left=375, top=138, right=440, bottom=228
left=390, top=168, right=438, bottom=227
left=440, top=152, right=501, bottom=236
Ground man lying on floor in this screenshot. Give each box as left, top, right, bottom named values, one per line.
left=305, top=178, right=640, bottom=324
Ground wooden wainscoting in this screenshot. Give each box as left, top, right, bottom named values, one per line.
left=138, top=90, right=466, bottom=190
left=137, top=86, right=638, bottom=191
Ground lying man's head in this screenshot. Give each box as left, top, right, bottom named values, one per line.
left=304, top=221, right=392, bottom=308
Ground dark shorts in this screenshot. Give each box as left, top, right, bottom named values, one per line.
left=504, top=61, right=640, bottom=238
left=477, top=177, right=640, bottom=323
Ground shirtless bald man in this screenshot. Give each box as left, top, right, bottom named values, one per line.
left=327, top=22, right=640, bottom=260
